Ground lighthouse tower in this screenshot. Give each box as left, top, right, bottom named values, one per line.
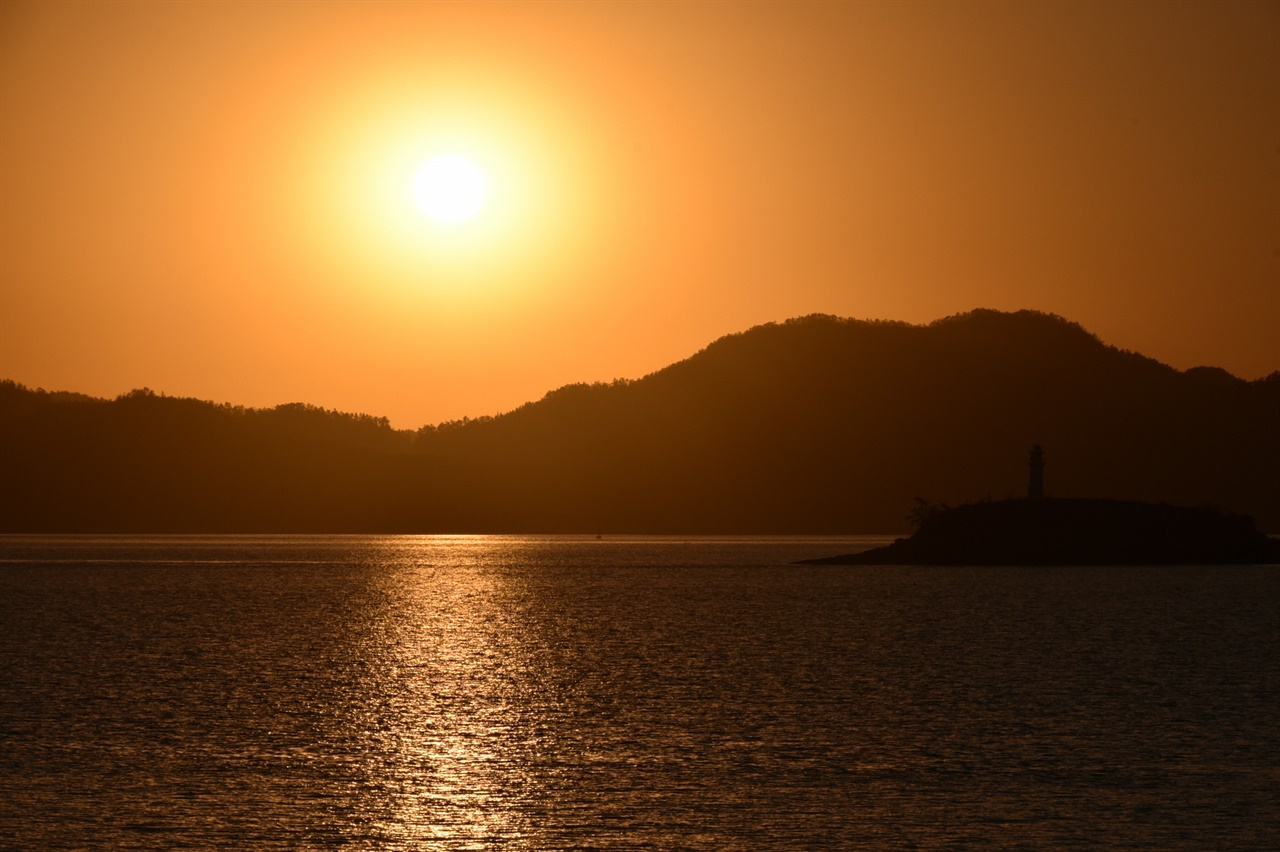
left=1027, top=445, right=1045, bottom=500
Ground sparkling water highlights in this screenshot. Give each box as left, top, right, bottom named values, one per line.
left=1, top=535, right=1277, bottom=849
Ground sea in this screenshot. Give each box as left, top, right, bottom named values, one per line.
left=1, top=535, right=1277, bottom=850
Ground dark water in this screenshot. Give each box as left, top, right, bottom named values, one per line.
left=1, top=535, right=1277, bottom=850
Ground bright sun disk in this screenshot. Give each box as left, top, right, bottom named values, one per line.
left=413, top=155, right=487, bottom=223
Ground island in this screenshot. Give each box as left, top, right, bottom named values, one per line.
left=799, top=497, right=1280, bottom=566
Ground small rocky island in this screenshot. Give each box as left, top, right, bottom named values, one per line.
left=801, top=497, right=1280, bottom=565
left=802, top=448, right=1280, bottom=566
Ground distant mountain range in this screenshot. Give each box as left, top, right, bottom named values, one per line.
left=3, top=310, right=1277, bottom=532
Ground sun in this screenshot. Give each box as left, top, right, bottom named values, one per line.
left=413, top=155, right=487, bottom=223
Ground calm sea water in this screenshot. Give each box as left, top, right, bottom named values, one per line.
left=1, top=535, right=1277, bottom=850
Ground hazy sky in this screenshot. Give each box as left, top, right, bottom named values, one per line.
left=2, top=0, right=1277, bottom=428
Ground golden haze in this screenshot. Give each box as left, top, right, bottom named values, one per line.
left=1, top=1, right=1277, bottom=427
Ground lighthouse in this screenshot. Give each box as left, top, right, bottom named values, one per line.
left=1028, top=445, right=1045, bottom=500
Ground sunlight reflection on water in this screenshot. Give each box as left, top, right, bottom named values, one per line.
left=1, top=535, right=1277, bottom=849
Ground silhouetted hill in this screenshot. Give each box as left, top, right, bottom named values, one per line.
left=0, top=383, right=416, bottom=531
left=3, top=309, right=1277, bottom=532
left=409, top=310, right=1278, bottom=532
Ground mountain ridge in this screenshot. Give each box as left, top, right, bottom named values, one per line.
left=4, top=309, right=1277, bottom=532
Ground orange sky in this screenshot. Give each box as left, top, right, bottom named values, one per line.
left=2, top=0, right=1277, bottom=428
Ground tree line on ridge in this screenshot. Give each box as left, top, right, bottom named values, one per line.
left=3, top=310, right=1276, bottom=532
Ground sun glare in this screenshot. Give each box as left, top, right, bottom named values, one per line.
left=413, top=155, right=487, bottom=223
left=280, top=72, right=613, bottom=313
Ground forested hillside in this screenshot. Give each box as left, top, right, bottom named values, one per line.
left=4, top=310, right=1277, bottom=532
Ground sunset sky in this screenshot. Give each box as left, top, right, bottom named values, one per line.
left=2, top=0, right=1276, bottom=428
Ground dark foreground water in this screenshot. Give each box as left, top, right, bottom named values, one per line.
left=1, top=535, right=1277, bottom=850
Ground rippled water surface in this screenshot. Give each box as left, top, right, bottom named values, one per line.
left=1, top=535, right=1277, bottom=849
